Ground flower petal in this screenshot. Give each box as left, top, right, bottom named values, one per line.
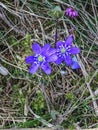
left=65, top=34, right=73, bottom=46
left=55, top=57, right=63, bottom=65
left=66, top=8, right=72, bottom=13
left=41, top=62, right=51, bottom=74
left=65, top=7, right=78, bottom=18
left=48, top=48, right=56, bottom=55
left=43, top=48, right=56, bottom=57
left=64, top=55, right=72, bottom=65
left=29, top=63, right=39, bottom=74
left=71, top=61, right=80, bottom=69
left=32, top=43, right=41, bottom=54
left=69, top=47, right=80, bottom=54
left=41, top=44, right=50, bottom=53
left=71, top=56, right=78, bottom=62
left=69, top=12, right=72, bottom=17
left=56, top=41, right=64, bottom=48
left=47, top=54, right=58, bottom=62
left=25, top=56, right=34, bottom=64
left=41, top=44, right=53, bottom=56
left=71, top=56, right=80, bottom=69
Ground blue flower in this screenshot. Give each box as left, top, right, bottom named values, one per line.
left=55, top=34, right=80, bottom=65
left=26, top=43, right=57, bottom=74
left=71, top=56, right=80, bottom=69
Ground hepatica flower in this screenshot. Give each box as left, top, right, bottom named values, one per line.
left=71, top=56, right=80, bottom=69
left=55, top=34, right=80, bottom=65
left=26, top=43, right=57, bottom=74
left=65, top=7, right=78, bottom=18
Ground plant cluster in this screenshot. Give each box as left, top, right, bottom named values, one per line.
left=26, top=7, right=80, bottom=75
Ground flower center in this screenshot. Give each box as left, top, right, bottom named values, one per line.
left=38, top=55, right=44, bottom=62
left=61, top=47, right=66, bottom=53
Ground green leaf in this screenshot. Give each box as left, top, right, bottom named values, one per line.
left=48, top=6, right=64, bottom=19
left=53, top=6, right=62, bottom=11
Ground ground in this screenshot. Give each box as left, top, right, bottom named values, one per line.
left=0, top=0, right=98, bottom=129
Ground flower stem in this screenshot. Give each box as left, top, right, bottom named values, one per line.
left=55, top=19, right=58, bottom=43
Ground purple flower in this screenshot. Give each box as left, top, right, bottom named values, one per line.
left=71, top=56, right=80, bottom=69
left=26, top=43, right=57, bottom=74
left=55, top=34, right=80, bottom=65
left=65, top=7, right=78, bottom=18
